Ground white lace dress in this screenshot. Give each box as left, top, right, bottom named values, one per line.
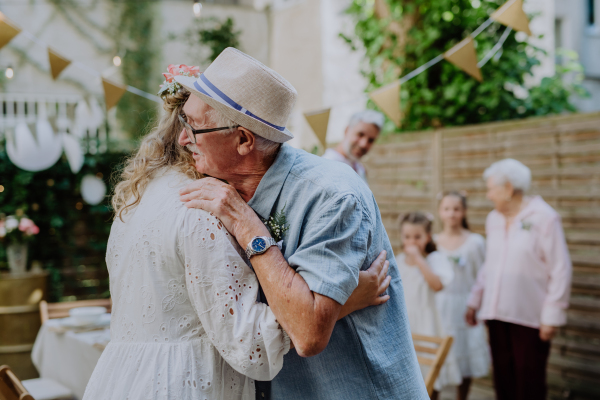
left=434, top=233, right=490, bottom=379
left=82, top=169, right=290, bottom=400
left=396, top=251, right=462, bottom=391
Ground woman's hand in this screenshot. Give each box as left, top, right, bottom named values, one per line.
left=465, top=307, right=478, bottom=326
left=404, top=245, right=424, bottom=262
left=338, top=250, right=391, bottom=320
left=539, top=325, right=557, bottom=341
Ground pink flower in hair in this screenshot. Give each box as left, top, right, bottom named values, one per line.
left=158, top=64, right=202, bottom=97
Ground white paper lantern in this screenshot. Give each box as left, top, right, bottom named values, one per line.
left=81, top=174, right=107, bottom=205
left=73, top=100, right=91, bottom=138
left=62, top=133, right=84, bottom=173
left=6, top=121, right=63, bottom=172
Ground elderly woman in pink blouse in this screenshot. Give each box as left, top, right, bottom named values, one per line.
left=465, top=159, right=572, bottom=400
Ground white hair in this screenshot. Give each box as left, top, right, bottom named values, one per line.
left=207, top=108, right=281, bottom=156
left=348, top=110, right=385, bottom=131
left=483, top=158, right=531, bottom=192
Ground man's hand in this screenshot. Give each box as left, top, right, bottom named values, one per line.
left=339, top=250, right=391, bottom=320
left=539, top=325, right=557, bottom=342
left=180, top=178, right=267, bottom=245
left=465, top=307, right=478, bottom=326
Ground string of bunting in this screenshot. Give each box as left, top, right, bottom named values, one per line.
left=304, top=0, right=531, bottom=148
left=0, top=12, right=161, bottom=111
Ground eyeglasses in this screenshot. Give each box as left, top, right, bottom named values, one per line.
left=178, top=114, right=239, bottom=144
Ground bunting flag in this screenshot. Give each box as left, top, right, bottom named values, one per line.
left=102, top=78, right=127, bottom=110
left=369, top=81, right=401, bottom=127
left=0, top=12, right=21, bottom=50
left=491, top=0, right=531, bottom=36
left=304, top=108, right=331, bottom=148
left=48, top=48, right=71, bottom=80
left=444, top=37, right=483, bottom=82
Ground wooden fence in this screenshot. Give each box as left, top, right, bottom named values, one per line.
left=362, top=112, right=600, bottom=400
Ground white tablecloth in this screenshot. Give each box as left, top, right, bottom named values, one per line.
left=31, top=317, right=111, bottom=400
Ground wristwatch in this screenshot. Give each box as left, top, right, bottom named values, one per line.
left=245, top=236, right=277, bottom=259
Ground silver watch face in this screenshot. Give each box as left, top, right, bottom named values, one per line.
left=250, top=237, right=268, bottom=253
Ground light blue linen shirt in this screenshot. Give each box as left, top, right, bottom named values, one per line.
left=248, top=144, right=428, bottom=399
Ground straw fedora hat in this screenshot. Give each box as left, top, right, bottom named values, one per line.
left=174, top=48, right=297, bottom=143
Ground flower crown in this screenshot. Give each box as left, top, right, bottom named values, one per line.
left=157, top=64, right=201, bottom=98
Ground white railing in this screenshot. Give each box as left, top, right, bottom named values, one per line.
left=0, top=93, right=108, bottom=154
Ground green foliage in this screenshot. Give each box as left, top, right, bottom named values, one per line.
left=343, top=0, right=589, bottom=131
left=110, top=0, right=161, bottom=139
left=0, top=149, right=128, bottom=300
left=264, top=204, right=289, bottom=243
left=175, top=17, right=242, bottom=64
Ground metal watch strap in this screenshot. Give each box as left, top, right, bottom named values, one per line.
left=245, top=236, right=277, bottom=259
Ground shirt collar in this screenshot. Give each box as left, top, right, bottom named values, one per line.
left=247, top=143, right=297, bottom=220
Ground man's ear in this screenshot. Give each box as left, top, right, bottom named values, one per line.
left=236, top=127, right=255, bottom=156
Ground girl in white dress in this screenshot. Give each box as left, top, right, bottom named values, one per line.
left=434, top=191, right=491, bottom=400
left=396, top=212, right=462, bottom=399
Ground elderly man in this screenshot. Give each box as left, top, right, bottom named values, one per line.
left=176, top=48, right=427, bottom=399
left=322, top=110, right=384, bottom=181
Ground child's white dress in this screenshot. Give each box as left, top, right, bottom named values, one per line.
left=396, top=251, right=462, bottom=390
left=434, top=233, right=491, bottom=379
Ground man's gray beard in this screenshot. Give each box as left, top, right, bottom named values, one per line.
left=186, top=144, right=203, bottom=156
left=343, top=141, right=359, bottom=162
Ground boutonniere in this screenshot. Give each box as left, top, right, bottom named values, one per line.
left=263, top=204, right=289, bottom=249
left=521, top=220, right=533, bottom=231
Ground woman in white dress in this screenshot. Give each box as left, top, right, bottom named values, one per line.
left=82, top=65, right=389, bottom=400
left=395, top=212, right=462, bottom=399
left=434, top=191, right=491, bottom=400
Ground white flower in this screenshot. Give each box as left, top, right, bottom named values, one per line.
left=5, top=216, right=18, bottom=232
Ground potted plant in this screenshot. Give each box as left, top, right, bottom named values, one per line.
left=0, top=212, right=40, bottom=274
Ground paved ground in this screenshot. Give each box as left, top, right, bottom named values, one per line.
left=439, top=384, right=495, bottom=400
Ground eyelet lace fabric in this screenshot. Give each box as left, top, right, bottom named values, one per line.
left=83, top=169, right=290, bottom=400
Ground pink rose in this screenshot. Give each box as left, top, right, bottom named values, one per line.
left=27, top=225, right=40, bottom=235
left=19, top=218, right=34, bottom=232
left=162, top=72, right=175, bottom=83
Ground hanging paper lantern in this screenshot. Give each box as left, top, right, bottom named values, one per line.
left=81, top=174, right=107, bottom=205
left=62, top=133, right=84, bottom=173
left=6, top=121, right=63, bottom=172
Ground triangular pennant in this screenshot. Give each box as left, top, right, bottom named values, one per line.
left=491, top=0, right=531, bottom=36
left=369, top=81, right=401, bottom=127
left=304, top=108, right=331, bottom=148
left=102, top=78, right=127, bottom=110
left=444, top=37, right=483, bottom=82
left=48, top=48, right=71, bottom=80
left=0, top=12, right=21, bottom=50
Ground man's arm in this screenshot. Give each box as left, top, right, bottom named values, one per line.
left=180, top=178, right=377, bottom=357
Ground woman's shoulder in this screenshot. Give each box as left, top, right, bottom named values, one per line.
left=467, top=232, right=485, bottom=246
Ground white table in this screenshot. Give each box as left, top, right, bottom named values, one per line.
left=31, top=317, right=111, bottom=400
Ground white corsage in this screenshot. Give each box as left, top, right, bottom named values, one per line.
left=263, top=204, right=289, bottom=250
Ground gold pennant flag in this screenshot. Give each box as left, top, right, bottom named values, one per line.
left=444, top=37, right=483, bottom=82
left=102, top=78, right=127, bottom=110
left=369, top=81, right=401, bottom=127
left=304, top=108, right=331, bottom=148
left=48, top=48, right=71, bottom=80
left=0, top=12, right=21, bottom=50
left=491, top=0, right=531, bottom=36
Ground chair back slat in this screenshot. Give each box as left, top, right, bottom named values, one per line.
left=0, top=365, right=35, bottom=400
left=412, top=334, right=454, bottom=396
left=39, top=299, right=112, bottom=324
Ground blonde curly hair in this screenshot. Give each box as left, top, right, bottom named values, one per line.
left=111, top=89, right=202, bottom=221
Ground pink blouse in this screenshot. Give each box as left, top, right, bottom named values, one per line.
left=467, top=196, right=572, bottom=328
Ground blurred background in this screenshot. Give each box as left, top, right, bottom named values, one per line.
left=0, top=0, right=599, bottom=399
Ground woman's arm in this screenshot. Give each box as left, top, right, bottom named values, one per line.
left=182, top=209, right=289, bottom=381
left=338, top=250, right=391, bottom=320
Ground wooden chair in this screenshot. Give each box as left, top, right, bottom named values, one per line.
left=412, top=334, right=454, bottom=396
left=0, top=365, right=35, bottom=400
left=39, top=298, right=112, bottom=324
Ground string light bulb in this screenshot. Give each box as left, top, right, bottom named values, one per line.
left=113, top=56, right=122, bottom=67
left=193, top=0, right=202, bottom=17
left=5, top=67, right=14, bottom=79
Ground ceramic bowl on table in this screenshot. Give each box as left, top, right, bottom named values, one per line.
left=69, top=306, right=107, bottom=326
